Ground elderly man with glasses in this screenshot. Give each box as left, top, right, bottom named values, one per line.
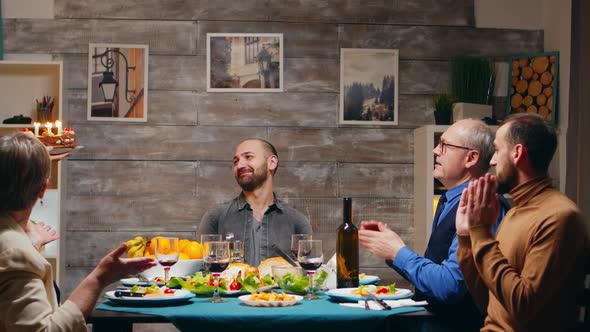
left=359, top=119, right=510, bottom=331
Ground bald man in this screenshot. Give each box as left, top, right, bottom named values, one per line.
left=198, top=139, right=311, bottom=266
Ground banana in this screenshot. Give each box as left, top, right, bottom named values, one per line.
left=125, top=236, right=147, bottom=258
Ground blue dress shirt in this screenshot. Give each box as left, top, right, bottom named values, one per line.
left=387, top=182, right=508, bottom=303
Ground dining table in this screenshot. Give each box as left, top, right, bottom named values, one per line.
left=90, top=293, right=435, bottom=332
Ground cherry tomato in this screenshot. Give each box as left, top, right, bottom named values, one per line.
left=376, top=287, right=389, bottom=294
left=229, top=280, right=241, bottom=291
left=163, top=288, right=175, bottom=294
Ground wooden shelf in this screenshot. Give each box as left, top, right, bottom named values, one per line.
left=0, top=61, right=63, bottom=127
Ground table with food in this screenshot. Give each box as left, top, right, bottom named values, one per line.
left=91, top=243, right=430, bottom=332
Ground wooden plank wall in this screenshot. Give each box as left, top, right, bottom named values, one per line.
left=3, top=0, right=543, bottom=297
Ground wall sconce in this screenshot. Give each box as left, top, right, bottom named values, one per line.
left=97, top=48, right=136, bottom=103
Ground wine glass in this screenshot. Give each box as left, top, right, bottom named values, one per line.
left=297, top=239, right=323, bottom=300
left=200, top=234, right=222, bottom=272
left=155, top=237, right=180, bottom=284
left=291, top=234, right=312, bottom=260
left=203, top=241, right=231, bottom=303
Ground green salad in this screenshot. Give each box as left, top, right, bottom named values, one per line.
left=275, top=270, right=329, bottom=295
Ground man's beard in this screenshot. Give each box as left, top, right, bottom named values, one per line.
left=236, top=164, right=268, bottom=192
left=496, top=164, right=517, bottom=195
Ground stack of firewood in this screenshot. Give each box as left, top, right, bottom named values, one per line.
left=510, top=54, right=557, bottom=121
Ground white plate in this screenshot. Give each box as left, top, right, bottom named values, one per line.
left=359, top=275, right=381, bottom=285
left=326, top=287, right=413, bottom=302
left=104, top=289, right=194, bottom=305
left=120, top=277, right=165, bottom=287
left=238, top=294, right=303, bottom=307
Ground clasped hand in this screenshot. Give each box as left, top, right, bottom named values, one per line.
left=456, top=173, right=500, bottom=236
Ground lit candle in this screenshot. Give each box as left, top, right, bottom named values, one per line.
left=46, top=122, right=53, bottom=135
left=34, top=122, right=40, bottom=136
left=55, top=120, right=62, bottom=135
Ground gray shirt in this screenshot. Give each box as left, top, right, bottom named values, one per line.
left=198, top=193, right=312, bottom=266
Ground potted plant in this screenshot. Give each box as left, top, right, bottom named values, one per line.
left=433, top=93, right=457, bottom=125
left=451, top=56, right=496, bottom=122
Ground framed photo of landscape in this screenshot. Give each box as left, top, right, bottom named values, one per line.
left=207, top=33, right=283, bottom=92
left=339, top=48, right=399, bottom=126
left=507, top=51, right=559, bottom=124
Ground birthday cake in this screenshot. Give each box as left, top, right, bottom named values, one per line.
left=23, top=127, right=77, bottom=149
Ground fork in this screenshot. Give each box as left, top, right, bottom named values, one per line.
left=136, top=274, right=149, bottom=283
left=363, top=296, right=370, bottom=310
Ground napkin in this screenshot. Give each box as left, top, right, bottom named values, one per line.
left=340, top=298, right=428, bottom=310
left=318, top=254, right=337, bottom=289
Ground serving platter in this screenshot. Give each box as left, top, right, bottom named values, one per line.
left=359, top=275, right=380, bottom=285
left=119, top=277, right=165, bottom=287
left=238, top=294, right=303, bottom=307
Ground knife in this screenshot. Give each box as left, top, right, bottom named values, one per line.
left=367, top=292, right=392, bottom=310
left=114, top=291, right=146, bottom=298
left=271, top=244, right=299, bottom=267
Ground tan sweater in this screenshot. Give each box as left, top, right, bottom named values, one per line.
left=0, top=213, right=87, bottom=332
left=457, top=177, right=589, bottom=332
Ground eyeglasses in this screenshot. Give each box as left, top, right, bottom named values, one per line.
left=437, top=139, right=472, bottom=155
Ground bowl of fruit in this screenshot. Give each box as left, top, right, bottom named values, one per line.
left=126, top=236, right=204, bottom=279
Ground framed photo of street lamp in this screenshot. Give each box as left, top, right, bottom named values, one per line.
left=207, top=33, right=283, bottom=92
left=339, top=48, right=399, bottom=126
left=87, top=43, right=148, bottom=121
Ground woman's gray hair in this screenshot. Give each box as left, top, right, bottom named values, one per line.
left=0, top=132, right=51, bottom=212
left=460, top=120, right=495, bottom=174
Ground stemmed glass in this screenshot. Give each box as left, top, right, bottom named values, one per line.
left=291, top=234, right=312, bottom=260
left=154, top=237, right=179, bottom=284
left=203, top=241, right=231, bottom=303
left=200, top=234, right=222, bottom=272
left=297, top=239, right=323, bottom=300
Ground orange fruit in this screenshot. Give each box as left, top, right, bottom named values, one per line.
left=148, top=236, right=164, bottom=255
left=179, top=239, right=191, bottom=253
left=186, top=241, right=203, bottom=259
left=179, top=253, right=189, bottom=260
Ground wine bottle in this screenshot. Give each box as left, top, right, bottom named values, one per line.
left=336, top=197, right=359, bottom=288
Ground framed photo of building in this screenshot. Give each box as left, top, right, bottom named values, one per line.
left=87, top=43, right=148, bottom=122
left=207, top=33, right=283, bottom=92
left=340, top=48, right=399, bottom=126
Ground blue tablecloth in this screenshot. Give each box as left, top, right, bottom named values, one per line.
left=96, top=295, right=426, bottom=332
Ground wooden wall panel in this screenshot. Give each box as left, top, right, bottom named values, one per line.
left=3, top=19, right=197, bottom=55
left=269, top=128, right=414, bottom=162
left=284, top=58, right=339, bottom=93
left=55, top=0, right=474, bottom=26
left=339, top=163, right=414, bottom=198
left=69, top=125, right=264, bottom=160
left=64, top=195, right=205, bottom=232
left=340, top=25, right=543, bottom=60
left=67, top=160, right=198, bottom=196
left=198, top=92, right=338, bottom=127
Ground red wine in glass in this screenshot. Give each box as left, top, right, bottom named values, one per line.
left=205, top=261, right=229, bottom=273
left=158, top=259, right=177, bottom=267
left=299, top=260, right=322, bottom=271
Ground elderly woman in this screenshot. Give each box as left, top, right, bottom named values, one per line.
left=0, top=132, right=156, bottom=331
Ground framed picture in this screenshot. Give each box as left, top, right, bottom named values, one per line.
left=207, top=33, right=283, bottom=92
left=340, top=48, right=399, bottom=126
left=87, top=43, right=148, bottom=122
left=507, top=51, right=558, bottom=124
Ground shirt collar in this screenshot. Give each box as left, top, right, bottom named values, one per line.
left=443, top=182, right=469, bottom=202
left=237, top=192, right=283, bottom=211
left=509, top=176, right=552, bottom=207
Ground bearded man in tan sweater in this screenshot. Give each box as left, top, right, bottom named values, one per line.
left=455, top=113, right=588, bottom=331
